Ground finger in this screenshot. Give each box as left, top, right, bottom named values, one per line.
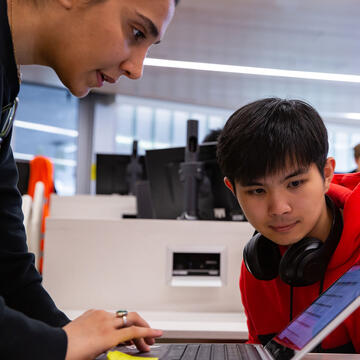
left=132, top=337, right=150, bottom=352
left=116, top=326, right=162, bottom=351
left=114, top=317, right=126, bottom=329
left=144, top=337, right=156, bottom=346
left=121, top=313, right=156, bottom=344
left=126, top=312, right=151, bottom=328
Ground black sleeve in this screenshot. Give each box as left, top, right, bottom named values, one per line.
left=0, top=129, right=70, bottom=357
left=0, top=297, right=68, bottom=359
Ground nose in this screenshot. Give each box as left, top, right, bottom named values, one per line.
left=120, top=47, right=147, bottom=80
left=268, top=192, right=291, bottom=216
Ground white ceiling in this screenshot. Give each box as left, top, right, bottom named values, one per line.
left=22, top=0, right=360, bottom=113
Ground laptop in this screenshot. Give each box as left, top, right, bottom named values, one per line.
left=98, top=263, right=360, bottom=360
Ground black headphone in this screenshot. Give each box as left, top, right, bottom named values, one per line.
left=243, top=195, right=343, bottom=287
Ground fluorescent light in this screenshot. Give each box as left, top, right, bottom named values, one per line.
left=115, top=135, right=170, bottom=149
left=51, top=158, right=77, bottom=167
left=323, top=112, right=360, bottom=121
left=144, top=58, right=360, bottom=84
left=14, top=120, right=78, bottom=137
left=138, top=140, right=154, bottom=149
left=344, top=113, right=360, bottom=120
left=14, top=152, right=33, bottom=161
left=115, top=135, right=133, bottom=145
left=63, top=144, right=78, bottom=153
left=14, top=152, right=77, bottom=167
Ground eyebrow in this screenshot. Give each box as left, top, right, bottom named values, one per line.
left=135, top=12, right=161, bottom=44
left=282, top=168, right=308, bottom=181
left=243, top=167, right=309, bottom=187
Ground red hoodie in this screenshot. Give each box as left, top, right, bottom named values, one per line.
left=240, top=173, right=360, bottom=352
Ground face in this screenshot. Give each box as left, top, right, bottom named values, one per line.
left=225, top=159, right=335, bottom=246
left=47, top=0, right=175, bottom=97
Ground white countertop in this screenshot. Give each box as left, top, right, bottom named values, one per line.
left=64, top=310, right=248, bottom=340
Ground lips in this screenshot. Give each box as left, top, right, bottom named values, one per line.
left=96, top=71, right=116, bottom=87
left=96, top=70, right=104, bottom=87
left=269, top=221, right=298, bottom=233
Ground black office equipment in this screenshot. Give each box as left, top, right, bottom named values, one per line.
left=15, top=159, right=30, bottom=195
left=172, top=252, right=220, bottom=277
left=126, top=140, right=144, bottom=195
left=179, top=119, right=204, bottom=220
left=145, top=142, right=244, bottom=221
left=135, top=180, right=154, bottom=219
left=96, top=153, right=146, bottom=195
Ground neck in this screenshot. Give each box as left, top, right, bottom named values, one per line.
left=6, top=0, right=45, bottom=65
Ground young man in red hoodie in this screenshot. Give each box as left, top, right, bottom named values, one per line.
left=217, top=98, right=360, bottom=354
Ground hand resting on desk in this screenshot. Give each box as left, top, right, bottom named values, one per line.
left=63, top=310, right=163, bottom=360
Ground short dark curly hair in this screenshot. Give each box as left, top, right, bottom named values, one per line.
left=217, top=98, right=329, bottom=186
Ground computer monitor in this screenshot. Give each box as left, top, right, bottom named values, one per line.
left=15, top=159, right=30, bottom=195
left=145, top=143, right=244, bottom=221
left=96, top=154, right=146, bottom=195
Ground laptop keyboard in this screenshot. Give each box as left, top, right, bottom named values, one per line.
left=163, top=344, right=263, bottom=360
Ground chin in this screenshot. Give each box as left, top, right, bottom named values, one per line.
left=68, top=85, right=91, bottom=98
left=58, top=73, right=91, bottom=98
left=266, top=231, right=301, bottom=247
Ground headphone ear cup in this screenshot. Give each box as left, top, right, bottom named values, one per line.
left=279, top=237, right=324, bottom=286
left=243, top=233, right=281, bottom=280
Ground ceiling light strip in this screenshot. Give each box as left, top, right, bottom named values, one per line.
left=144, top=58, right=360, bottom=84
left=115, top=135, right=170, bottom=149
left=14, top=120, right=78, bottom=137
left=323, top=112, right=360, bottom=121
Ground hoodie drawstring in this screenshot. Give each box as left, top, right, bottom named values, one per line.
left=289, top=274, right=326, bottom=322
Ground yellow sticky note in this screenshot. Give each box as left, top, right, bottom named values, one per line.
left=107, top=350, right=158, bottom=360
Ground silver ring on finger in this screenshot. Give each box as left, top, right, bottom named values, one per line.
left=122, top=315, right=127, bottom=326
left=115, top=310, right=128, bottom=318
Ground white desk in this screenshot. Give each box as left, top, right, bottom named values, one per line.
left=65, top=310, right=248, bottom=340
left=49, top=194, right=137, bottom=219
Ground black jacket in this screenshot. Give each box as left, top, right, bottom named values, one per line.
left=1, top=0, right=70, bottom=358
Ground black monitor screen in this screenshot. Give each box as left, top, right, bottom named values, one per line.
left=96, top=154, right=146, bottom=195
left=145, top=143, right=243, bottom=220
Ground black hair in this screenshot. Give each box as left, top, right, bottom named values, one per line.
left=217, top=98, right=329, bottom=186
left=203, top=128, right=222, bottom=143
left=354, top=143, right=360, bottom=160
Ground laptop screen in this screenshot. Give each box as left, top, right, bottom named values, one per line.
left=267, top=264, right=360, bottom=353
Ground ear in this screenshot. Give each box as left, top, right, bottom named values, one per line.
left=356, top=157, right=360, bottom=168
left=323, top=157, right=335, bottom=192
left=224, top=177, right=235, bottom=194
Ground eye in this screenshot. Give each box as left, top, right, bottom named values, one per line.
left=132, top=27, right=146, bottom=42
left=288, top=180, right=304, bottom=189
left=247, top=188, right=265, bottom=195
